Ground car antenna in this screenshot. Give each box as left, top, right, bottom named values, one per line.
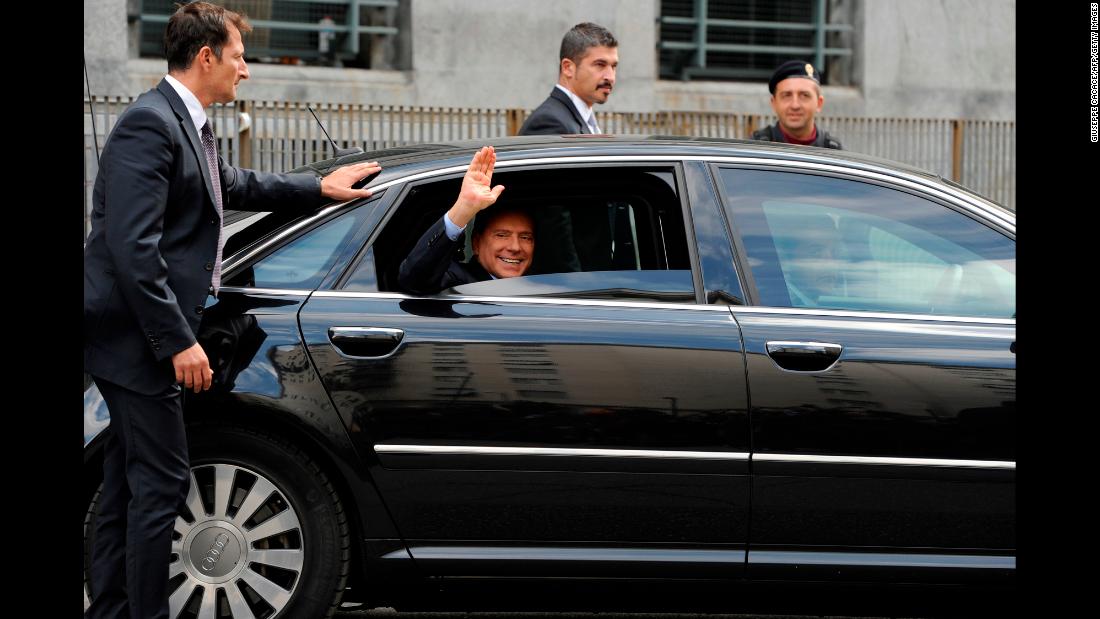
left=307, top=105, right=364, bottom=158
left=84, top=53, right=101, bottom=165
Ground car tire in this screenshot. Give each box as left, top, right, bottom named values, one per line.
left=84, top=425, right=350, bottom=618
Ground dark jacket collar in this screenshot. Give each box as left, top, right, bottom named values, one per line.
left=549, top=87, right=590, bottom=133
left=462, top=257, right=493, bottom=282
left=156, top=78, right=220, bottom=209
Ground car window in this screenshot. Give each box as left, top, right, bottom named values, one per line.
left=224, top=204, right=370, bottom=290
left=447, top=269, right=696, bottom=303
left=718, top=168, right=1015, bottom=318
left=344, top=166, right=696, bottom=303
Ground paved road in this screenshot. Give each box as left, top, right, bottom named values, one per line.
left=334, top=608, right=918, bottom=619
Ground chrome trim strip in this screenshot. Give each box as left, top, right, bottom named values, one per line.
left=311, top=290, right=1016, bottom=326
left=732, top=306, right=1016, bottom=325
left=215, top=286, right=311, bottom=297
left=223, top=154, right=1012, bottom=273
left=327, top=326, right=406, bottom=360
left=765, top=341, right=843, bottom=353
left=387, top=546, right=746, bottom=563
left=755, top=453, right=1015, bottom=469
left=312, top=290, right=731, bottom=312
left=386, top=547, right=1013, bottom=570
left=374, top=444, right=750, bottom=461
left=329, top=326, right=404, bottom=338
left=749, top=550, right=1015, bottom=570
left=374, top=445, right=1011, bottom=469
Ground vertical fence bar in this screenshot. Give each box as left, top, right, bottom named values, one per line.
left=383, top=105, right=391, bottom=147
left=980, top=120, right=988, bottom=198
left=993, top=121, right=1000, bottom=204
left=990, top=123, right=998, bottom=203
left=952, top=119, right=964, bottom=183
left=356, top=103, right=364, bottom=150
left=238, top=100, right=252, bottom=169
left=506, top=108, right=522, bottom=136
left=1009, top=121, right=1016, bottom=209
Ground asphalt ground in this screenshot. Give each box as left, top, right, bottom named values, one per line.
left=334, top=609, right=924, bottom=619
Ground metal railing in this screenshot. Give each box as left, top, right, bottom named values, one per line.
left=83, top=97, right=1016, bottom=238
left=658, top=0, right=853, bottom=81
left=240, top=101, right=515, bottom=171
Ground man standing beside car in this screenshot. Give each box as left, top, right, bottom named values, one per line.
left=519, top=22, right=619, bottom=273
left=519, top=21, right=618, bottom=136
left=82, top=3, right=380, bottom=618
left=751, top=59, right=843, bottom=149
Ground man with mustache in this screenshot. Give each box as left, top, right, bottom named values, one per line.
left=520, top=22, right=618, bottom=135
left=751, top=60, right=843, bottom=150
left=398, top=146, right=533, bottom=295
left=519, top=22, right=619, bottom=275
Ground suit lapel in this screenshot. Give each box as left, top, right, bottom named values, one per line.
left=156, top=79, right=220, bottom=211
left=549, top=88, right=590, bottom=134
left=463, top=258, right=493, bottom=284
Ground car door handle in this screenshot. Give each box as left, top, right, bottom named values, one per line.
left=328, top=327, right=405, bottom=358
left=765, top=341, right=843, bottom=372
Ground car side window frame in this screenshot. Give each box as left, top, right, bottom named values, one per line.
left=221, top=193, right=384, bottom=291
left=334, top=168, right=465, bottom=293
left=337, top=160, right=708, bottom=306
left=321, top=188, right=403, bottom=291
left=682, top=160, right=746, bottom=306
left=711, top=164, right=1016, bottom=317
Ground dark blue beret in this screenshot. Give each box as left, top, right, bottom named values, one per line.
left=768, top=60, right=821, bottom=94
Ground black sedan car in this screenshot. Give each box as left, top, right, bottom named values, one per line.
left=83, top=136, right=1015, bottom=618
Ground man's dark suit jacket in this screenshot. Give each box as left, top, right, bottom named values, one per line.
left=518, top=87, right=593, bottom=135
left=397, top=217, right=491, bottom=295
left=750, top=123, right=843, bottom=149
left=84, top=79, right=324, bottom=395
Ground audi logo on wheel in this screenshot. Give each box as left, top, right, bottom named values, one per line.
left=199, top=533, right=232, bottom=572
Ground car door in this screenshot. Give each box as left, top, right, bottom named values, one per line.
left=714, top=165, right=1015, bottom=584
left=297, top=159, right=752, bottom=579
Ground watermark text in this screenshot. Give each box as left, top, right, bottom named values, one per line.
left=1092, top=4, right=1098, bottom=141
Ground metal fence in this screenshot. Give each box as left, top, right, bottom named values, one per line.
left=83, top=97, right=1016, bottom=238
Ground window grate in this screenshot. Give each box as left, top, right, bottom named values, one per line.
left=134, top=0, right=406, bottom=69
left=658, top=0, right=854, bottom=84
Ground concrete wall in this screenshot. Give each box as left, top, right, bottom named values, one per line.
left=860, top=0, right=1016, bottom=119
left=408, top=0, right=658, bottom=111
left=84, top=0, right=1015, bottom=121
left=83, top=0, right=130, bottom=95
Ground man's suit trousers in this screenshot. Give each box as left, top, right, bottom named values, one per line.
left=86, top=377, right=190, bottom=619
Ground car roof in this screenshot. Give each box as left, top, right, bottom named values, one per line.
left=280, top=134, right=1011, bottom=224
left=290, top=134, right=939, bottom=180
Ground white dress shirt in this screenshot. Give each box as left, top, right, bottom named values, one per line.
left=555, top=84, right=600, bottom=133
left=163, top=74, right=208, bottom=134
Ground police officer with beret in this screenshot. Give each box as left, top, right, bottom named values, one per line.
left=751, top=59, right=843, bottom=149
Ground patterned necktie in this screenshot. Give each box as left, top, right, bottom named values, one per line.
left=587, top=113, right=601, bottom=135
left=200, top=121, right=224, bottom=293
